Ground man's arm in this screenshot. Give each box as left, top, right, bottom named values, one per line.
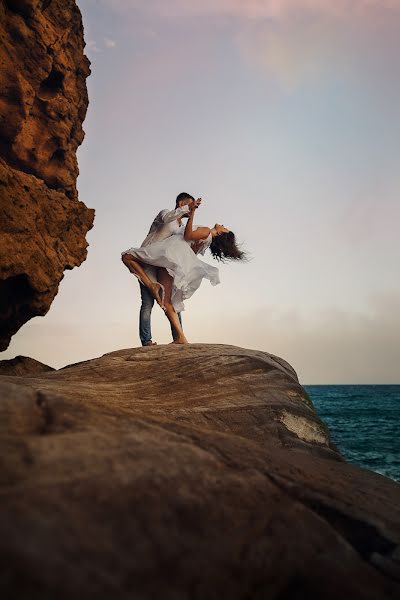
left=158, top=206, right=190, bottom=224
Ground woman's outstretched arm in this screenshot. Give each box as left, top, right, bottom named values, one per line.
left=184, top=201, right=211, bottom=242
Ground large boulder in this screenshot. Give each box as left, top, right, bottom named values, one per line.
left=0, top=343, right=399, bottom=598
left=0, top=0, right=94, bottom=350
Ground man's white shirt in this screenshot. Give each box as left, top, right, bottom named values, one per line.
left=138, top=205, right=189, bottom=282
left=141, top=206, right=189, bottom=247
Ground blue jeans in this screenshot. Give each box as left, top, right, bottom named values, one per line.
left=139, top=283, right=182, bottom=345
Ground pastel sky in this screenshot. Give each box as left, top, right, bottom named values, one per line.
left=2, top=0, right=400, bottom=383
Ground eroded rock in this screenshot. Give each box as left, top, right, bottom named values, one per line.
left=0, top=354, right=53, bottom=376
left=0, top=344, right=399, bottom=598
left=0, top=0, right=94, bottom=350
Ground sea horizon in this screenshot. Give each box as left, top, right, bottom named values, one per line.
left=306, top=384, right=400, bottom=483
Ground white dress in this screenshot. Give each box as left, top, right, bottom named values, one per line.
left=121, top=228, right=220, bottom=312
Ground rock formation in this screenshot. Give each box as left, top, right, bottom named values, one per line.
left=0, top=0, right=94, bottom=351
left=0, top=354, right=53, bottom=375
left=1, top=344, right=399, bottom=598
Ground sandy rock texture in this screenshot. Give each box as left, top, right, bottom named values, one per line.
left=0, top=0, right=94, bottom=350
left=1, top=343, right=399, bottom=599
left=0, top=354, right=53, bottom=376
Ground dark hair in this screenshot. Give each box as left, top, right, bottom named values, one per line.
left=210, top=231, right=246, bottom=262
left=176, top=192, right=195, bottom=207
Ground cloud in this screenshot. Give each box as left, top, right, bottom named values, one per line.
left=85, top=38, right=117, bottom=57
left=86, top=39, right=101, bottom=53
left=187, top=290, right=400, bottom=384
left=104, top=38, right=117, bottom=48
left=235, top=16, right=334, bottom=88
left=234, top=1, right=400, bottom=89
left=101, top=0, right=400, bottom=89
left=105, top=0, right=399, bottom=20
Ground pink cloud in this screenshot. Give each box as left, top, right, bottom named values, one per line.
left=232, top=0, right=400, bottom=88
left=100, top=0, right=400, bottom=88
left=106, top=0, right=400, bottom=20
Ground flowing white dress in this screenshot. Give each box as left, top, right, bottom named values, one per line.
left=121, top=228, right=220, bottom=312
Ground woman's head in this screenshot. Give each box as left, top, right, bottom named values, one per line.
left=210, top=225, right=246, bottom=262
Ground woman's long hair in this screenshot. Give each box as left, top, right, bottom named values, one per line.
left=210, top=231, right=246, bottom=262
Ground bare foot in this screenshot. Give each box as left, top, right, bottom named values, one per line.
left=170, top=337, right=189, bottom=345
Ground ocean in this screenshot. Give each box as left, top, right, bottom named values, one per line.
left=305, top=385, right=400, bottom=483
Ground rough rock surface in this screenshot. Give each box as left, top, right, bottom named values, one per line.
left=0, top=0, right=94, bottom=350
left=0, top=354, right=53, bottom=376
left=1, top=343, right=399, bottom=599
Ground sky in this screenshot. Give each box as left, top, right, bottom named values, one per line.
left=2, top=0, right=400, bottom=383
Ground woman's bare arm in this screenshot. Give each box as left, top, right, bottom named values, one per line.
left=184, top=203, right=211, bottom=241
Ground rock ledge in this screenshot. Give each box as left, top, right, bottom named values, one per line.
left=0, top=344, right=399, bottom=598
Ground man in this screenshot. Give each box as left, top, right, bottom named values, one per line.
left=122, top=192, right=195, bottom=346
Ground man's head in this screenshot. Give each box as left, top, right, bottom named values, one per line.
left=176, top=192, right=195, bottom=208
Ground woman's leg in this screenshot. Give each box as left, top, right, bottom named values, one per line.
left=170, top=311, right=182, bottom=341
left=157, top=268, right=188, bottom=344
left=122, top=253, right=165, bottom=308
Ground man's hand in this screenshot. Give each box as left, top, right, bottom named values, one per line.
left=190, top=197, right=202, bottom=211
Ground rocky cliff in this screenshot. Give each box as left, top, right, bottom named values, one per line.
left=0, top=0, right=94, bottom=351
left=1, top=344, right=399, bottom=599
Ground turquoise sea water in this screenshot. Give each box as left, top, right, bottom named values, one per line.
left=305, top=385, right=400, bottom=483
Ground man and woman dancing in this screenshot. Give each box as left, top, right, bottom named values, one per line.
left=121, top=192, right=245, bottom=344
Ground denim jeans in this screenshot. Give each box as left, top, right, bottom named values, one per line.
left=139, top=283, right=182, bottom=345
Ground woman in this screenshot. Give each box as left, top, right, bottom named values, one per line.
left=121, top=201, right=245, bottom=344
